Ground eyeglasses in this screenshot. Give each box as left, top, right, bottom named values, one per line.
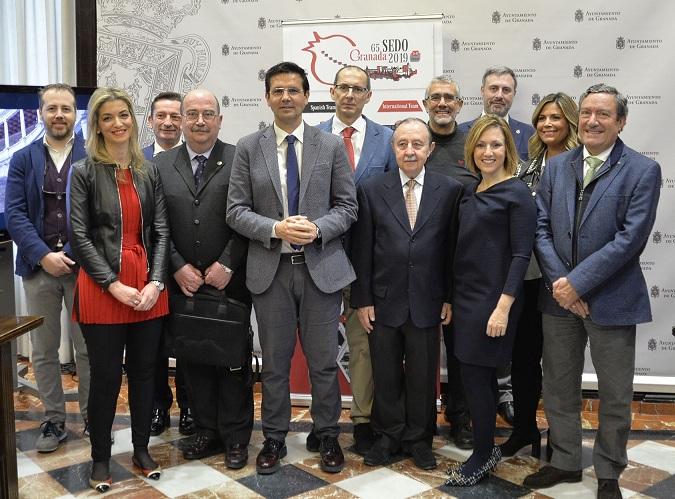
left=269, top=87, right=303, bottom=97
left=154, top=112, right=182, bottom=122
left=184, top=110, right=218, bottom=122
left=334, top=84, right=369, bottom=96
left=425, top=93, right=461, bottom=103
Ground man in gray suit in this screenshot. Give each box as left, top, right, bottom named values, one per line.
left=524, top=84, right=661, bottom=499
left=227, top=61, right=357, bottom=475
left=156, top=88, right=253, bottom=470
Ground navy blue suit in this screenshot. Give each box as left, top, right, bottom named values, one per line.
left=142, top=144, right=154, bottom=161
left=5, top=134, right=86, bottom=276
left=458, top=116, right=534, bottom=161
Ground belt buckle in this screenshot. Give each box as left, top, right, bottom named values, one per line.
left=290, top=253, right=304, bottom=265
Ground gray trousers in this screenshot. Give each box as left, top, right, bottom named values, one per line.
left=542, top=314, right=635, bottom=479
left=253, top=258, right=342, bottom=442
left=23, top=269, right=89, bottom=423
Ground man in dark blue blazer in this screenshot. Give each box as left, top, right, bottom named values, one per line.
left=351, top=118, right=463, bottom=470
left=458, top=66, right=534, bottom=162
left=315, top=65, right=396, bottom=455
left=142, top=91, right=183, bottom=160
left=525, top=84, right=661, bottom=498
left=4, top=84, right=88, bottom=452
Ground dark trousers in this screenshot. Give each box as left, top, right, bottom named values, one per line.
left=369, top=318, right=439, bottom=451
left=442, top=323, right=469, bottom=426
left=511, top=278, right=543, bottom=434
left=153, top=323, right=188, bottom=411
left=81, top=318, right=162, bottom=462
left=461, top=362, right=498, bottom=460
left=182, top=361, right=253, bottom=446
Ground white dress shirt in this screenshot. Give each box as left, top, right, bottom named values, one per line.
left=43, top=133, right=75, bottom=172
left=399, top=167, right=425, bottom=210
left=331, top=115, right=366, bottom=168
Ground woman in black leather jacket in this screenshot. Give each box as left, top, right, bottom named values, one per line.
left=501, top=92, right=578, bottom=459
left=69, top=87, right=169, bottom=492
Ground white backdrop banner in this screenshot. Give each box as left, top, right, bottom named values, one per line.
left=282, top=15, right=442, bottom=125
left=96, top=0, right=675, bottom=388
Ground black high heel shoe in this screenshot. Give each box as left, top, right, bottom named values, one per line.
left=89, top=460, right=112, bottom=493
left=499, top=430, right=542, bottom=458
left=132, top=449, right=161, bottom=480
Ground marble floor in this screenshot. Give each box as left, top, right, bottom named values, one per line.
left=11, top=365, right=675, bottom=498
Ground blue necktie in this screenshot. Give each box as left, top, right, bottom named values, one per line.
left=194, top=155, right=207, bottom=189
left=286, top=135, right=300, bottom=250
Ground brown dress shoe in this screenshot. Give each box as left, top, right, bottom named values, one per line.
left=319, top=436, right=344, bottom=473
left=256, top=438, right=287, bottom=475
left=225, top=443, right=249, bottom=469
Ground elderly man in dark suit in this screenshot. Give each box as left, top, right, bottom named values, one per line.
left=524, top=84, right=661, bottom=499
left=350, top=118, right=463, bottom=470
left=155, top=88, right=252, bottom=470
left=227, top=61, right=357, bottom=475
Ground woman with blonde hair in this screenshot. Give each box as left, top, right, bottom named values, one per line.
left=446, top=114, right=536, bottom=486
left=500, top=92, right=579, bottom=459
left=69, top=87, right=169, bottom=491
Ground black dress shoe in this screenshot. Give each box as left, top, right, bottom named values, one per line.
left=256, top=438, right=287, bottom=475
left=497, top=401, right=515, bottom=426
left=319, top=436, right=344, bottom=473
left=225, top=443, right=249, bottom=469
left=523, top=465, right=582, bottom=488
left=182, top=434, right=224, bottom=460
left=353, top=423, right=375, bottom=456
left=449, top=421, right=474, bottom=450
left=150, top=408, right=169, bottom=436
left=499, top=429, right=541, bottom=458
left=598, top=478, right=622, bottom=499
left=179, top=408, right=195, bottom=436
left=364, top=440, right=392, bottom=467
left=409, top=441, right=437, bottom=470
left=306, top=430, right=320, bottom=452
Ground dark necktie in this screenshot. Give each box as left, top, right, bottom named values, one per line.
left=342, top=126, right=356, bottom=171
left=286, top=135, right=300, bottom=250
left=193, top=155, right=207, bottom=189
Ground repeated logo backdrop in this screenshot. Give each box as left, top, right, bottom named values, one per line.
left=97, top=0, right=675, bottom=383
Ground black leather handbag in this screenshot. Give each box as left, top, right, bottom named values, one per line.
left=169, top=290, right=251, bottom=368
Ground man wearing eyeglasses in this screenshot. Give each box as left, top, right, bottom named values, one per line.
left=143, top=92, right=183, bottom=159
left=310, top=65, right=396, bottom=456
left=5, top=83, right=89, bottom=452
left=227, top=61, right=357, bottom=475
left=142, top=91, right=195, bottom=441
left=155, top=88, right=253, bottom=470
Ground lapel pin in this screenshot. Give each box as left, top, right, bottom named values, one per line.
left=217, top=161, right=223, bottom=166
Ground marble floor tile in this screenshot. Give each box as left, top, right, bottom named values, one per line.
left=336, top=467, right=431, bottom=499
left=144, top=460, right=231, bottom=497
left=16, top=451, right=43, bottom=478
left=238, top=464, right=329, bottom=499
left=627, top=440, right=675, bottom=473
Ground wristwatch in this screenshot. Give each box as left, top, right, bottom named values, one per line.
left=218, top=263, right=233, bottom=274
left=150, top=280, right=165, bottom=291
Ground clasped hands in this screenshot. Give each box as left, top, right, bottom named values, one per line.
left=275, top=215, right=318, bottom=246
left=174, top=262, right=232, bottom=296
left=552, top=277, right=589, bottom=318
left=108, top=280, right=159, bottom=311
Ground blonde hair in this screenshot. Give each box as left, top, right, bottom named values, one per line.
left=464, top=114, right=519, bottom=176
left=527, top=92, right=579, bottom=160
left=85, top=87, right=145, bottom=171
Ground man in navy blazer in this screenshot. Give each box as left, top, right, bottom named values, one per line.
left=458, top=66, right=534, bottom=161
left=350, top=118, right=463, bottom=470
left=314, top=65, right=396, bottom=455
left=4, top=84, right=89, bottom=452
left=142, top=91, right=183, bottom=160
left=525, top=84, right=661, bottom=497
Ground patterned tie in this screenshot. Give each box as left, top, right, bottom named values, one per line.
left=583, top=155, right=603, bottom=188
left=341, top=126, right=356, bottom=171
left=405, top=178, right=417, bottom=229
left=193, top=155, right=207, bottom=189
left=286, top=135, right=301, bottom=250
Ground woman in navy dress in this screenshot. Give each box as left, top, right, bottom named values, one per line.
left=446, top=115, right=536, bottom=486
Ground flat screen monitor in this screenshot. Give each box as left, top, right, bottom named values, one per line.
left=0, top=84, right=95, bottom=238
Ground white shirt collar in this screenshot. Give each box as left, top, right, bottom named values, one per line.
left=153, top=140, right=181, bottom=157
left=481, top=110, right=511, bottom=123
left=43, top=133, right=75, bottom=152
left=583, top=143, right=615, bottom=163
left=399, top=167, right=426, bottom=187
left=186, top=142, right=215, bottom=161
left=274, top=121, right=305, bottom=146
left=332, top=115, right=366, bottom=135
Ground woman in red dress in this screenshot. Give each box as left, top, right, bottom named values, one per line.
left=69, top=87, right=169, bottom=492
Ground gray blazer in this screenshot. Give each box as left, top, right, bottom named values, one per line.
left=226, top=123, right=358, bottom=295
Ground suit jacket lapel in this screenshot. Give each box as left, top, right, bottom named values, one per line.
left=354, top=116, right=377, bottom=185
left=174, top=146, right=197, bottom=196
left=412, top=175, right=441, bottom=235
left=579, top=146, right=627, bottom=228
left=197, top=140, right=226, bottom=193
left=300, top=124, right=319, bottom=206
left=31, top=141, right=47, bottom=193
left=260, top=127, right=283, bottom=204
left=381, top=169, right=412, bottom=234
left=566, top=149, right=584, bottom=230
